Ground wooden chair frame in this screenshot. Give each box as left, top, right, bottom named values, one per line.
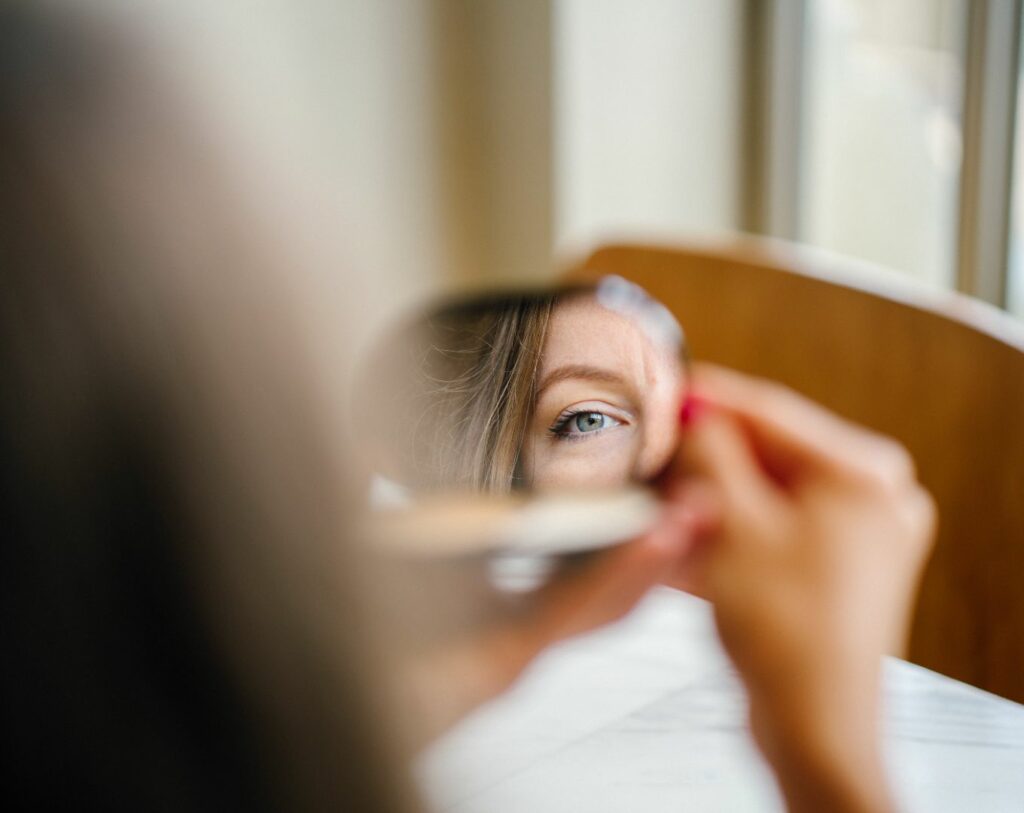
left=567, top=238, right=1024, bottom=703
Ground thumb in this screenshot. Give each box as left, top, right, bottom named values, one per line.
left=528, top=512, right=694, bottom=647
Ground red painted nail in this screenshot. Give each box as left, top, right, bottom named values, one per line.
left=679, top=393, right=696, bottom=423
left=680, top=395, right=704, bottom=427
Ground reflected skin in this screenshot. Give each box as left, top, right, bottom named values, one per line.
left=520, top=293, right=686, bottom=489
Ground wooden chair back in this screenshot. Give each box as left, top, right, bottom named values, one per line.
left=567, top=239, right=1024, bottom=703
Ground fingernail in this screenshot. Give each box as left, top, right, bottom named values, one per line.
left=680, top=395, right=705, bottom=427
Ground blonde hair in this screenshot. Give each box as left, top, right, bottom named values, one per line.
left=424, top=293, right=556, bottom=492
left=363, top=288, right=603, bottom=494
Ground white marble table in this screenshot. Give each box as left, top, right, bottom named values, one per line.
left=418, top=588, right=1024, bottom=812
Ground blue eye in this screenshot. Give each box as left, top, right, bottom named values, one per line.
left=549, top=409, right=623, bottom=440
left=574, top=412, right=607, bottom=433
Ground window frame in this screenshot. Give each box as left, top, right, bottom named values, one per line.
left=747, top=0, right=1022, bottom=310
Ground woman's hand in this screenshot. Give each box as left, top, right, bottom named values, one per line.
left=674, top=364, right=936, bottom=813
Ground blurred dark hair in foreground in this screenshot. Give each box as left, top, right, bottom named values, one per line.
left=0, top=4, right=411, bottom=810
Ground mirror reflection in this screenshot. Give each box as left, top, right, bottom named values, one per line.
left=359, top=276, right=687, bottom=501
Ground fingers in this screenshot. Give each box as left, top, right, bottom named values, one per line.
left=658, top=480, right=721, bottom=598
left=902, top=485, right=938, bottom=550
left=692, top=363, right=918, bottom=489
left=683, top=408, right=783, bottom=522
left=882, top=487, right=937, bottom=659
left=526, top=506, right=697, bottom=649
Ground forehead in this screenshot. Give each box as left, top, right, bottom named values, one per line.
left=539, top=294, right=652, bottom=373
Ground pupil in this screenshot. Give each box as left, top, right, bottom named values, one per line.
left=575, top=412, right=604, bottom=432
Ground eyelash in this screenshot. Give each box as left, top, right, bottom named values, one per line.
left=548, top=408, right=613, bottom=443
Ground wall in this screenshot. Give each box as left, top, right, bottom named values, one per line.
left=554, top=0, right=746, bottom=258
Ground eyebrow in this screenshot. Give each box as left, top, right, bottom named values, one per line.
left=535, top=364, right=631, bottom=398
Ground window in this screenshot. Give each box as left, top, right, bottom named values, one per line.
left=552, top=1, right=1022, bottom=319
left=1009, top=10, right=1024, bottom=319
left=801, top=0, right=967, bottom=288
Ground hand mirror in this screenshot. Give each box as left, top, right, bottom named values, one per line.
left=356, top=275, right=689, bottom=566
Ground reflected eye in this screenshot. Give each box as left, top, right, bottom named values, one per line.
left=549, top=409, right=623, bottom=441
left=573, top=412, right=609, bottom=433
